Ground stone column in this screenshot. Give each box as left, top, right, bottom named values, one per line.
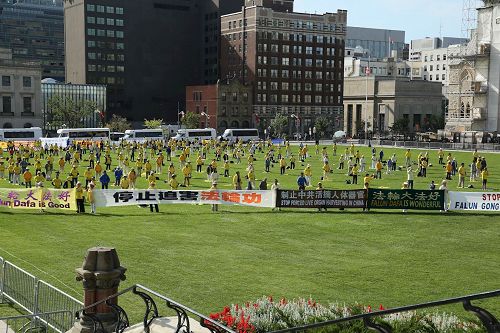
left=69, top=247, right=127, bottom=333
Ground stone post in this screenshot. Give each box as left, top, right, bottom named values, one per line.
left=69, top=247, right=126, bottom=333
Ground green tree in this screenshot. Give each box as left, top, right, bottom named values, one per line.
left=314, top=116, right=333, bottom=139
left=270, top=114, right=288, bottom=138
left=47, top=96, right=97, bottom=128
left=427, top=115, right=445, bottom=132
left=143, top=118, right=163, bottom=129
left=182, top=112, right=201, bottom=129
left=389, top=118, right=410, bottom=135
left=106, top=114, right=131, bottom=133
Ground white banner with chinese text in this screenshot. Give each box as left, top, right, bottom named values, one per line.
left=93, top=189, right=276, bottom=208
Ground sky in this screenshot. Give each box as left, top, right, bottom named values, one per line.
left=293, top=0, right=465, bottom=42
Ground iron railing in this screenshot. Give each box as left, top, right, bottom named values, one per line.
left=75, top=284, right=237, bottom=333
left=0, top=310, right=74, bottom=333
left=269, top=289, right=500, bottom=333
left=0, top=258, right=83, bottom=333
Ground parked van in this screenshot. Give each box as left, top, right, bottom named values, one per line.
left=173, top=128, right=217, bottom=142
left=219, top=129, right=259, bottom=142
left=121, top=129, right=164, bottom=142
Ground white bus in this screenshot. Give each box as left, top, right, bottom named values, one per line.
left=173, top=128, right=217, bottom=142
left=0, top=127, right=42, bottom=141
left=57, top=128, right=110, bottom=142
left=220, top=128, right=260, bottom=142
left=121, top=129, right=164, bottom=142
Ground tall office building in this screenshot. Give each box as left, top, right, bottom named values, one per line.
left=0, top=0, right=64, bottom=81
left=220, top=2, right=347, bottom=133
left=64, top=0, right=246, bottom=125
left=346, top=27, right=405, bottom=60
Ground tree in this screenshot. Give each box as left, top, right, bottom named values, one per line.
left=106, top=114, right=131, bottom=133
left=47, top=96, right=97, bottom=128
left=182, top=112, right=201, bottom=129
left=314, top=116, right=332, bottom=139
left=270, top=114, right=288, bottom=138
left=143, top=118, right=163, bottom=129
left=389, top=118, right=410, bottom=135
left=427, top=115, right=445, bottom=132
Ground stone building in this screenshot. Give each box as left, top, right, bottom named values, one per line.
left=343, top=77, right=443, bottom=137
left=185, top=80, right=253, bottom=132
left=0, top=48, right=42, bottom=128
left=446, top=0, right=500, bottom=134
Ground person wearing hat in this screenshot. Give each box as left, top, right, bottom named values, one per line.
left=75, top=182, right=85, bottom=213
left=210, top=181, right=218, bottom=212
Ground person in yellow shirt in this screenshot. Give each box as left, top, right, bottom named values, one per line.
left=182, top=163, right=192, bottom=186
left=169, top=174, right=179, bottom=190
left=84, top=167, right=94, bottom=188
left=119, top=176, right=130, bottom=189
left=196, top=155, right=203, bottom=173
left=304, top=164, right=312, bottom=186
left=70, top=165, right=79, bottom=187
left=405, top=149, right=412, bottom=166
left=52, top=172, right=63, bottom=189
left=351, top=163, right=359, bottom=185
left=375, top=160, right=383, bottom=179
left=279, top=157, right=287, bottom=175
left=94, top=162, right=103, bottom=179
left=147, top=171, right=157, bottom=185
left=445, top=162, right=453, bottom=180
left=23, top=168, right=33, bottom=188
left=458, top=162, right=466, bottom=188
left=168, top=163, right=175, bottom=180
left=363, top=173, right=374, bottom=186
left=322, top=161, right=331, bottom=180
left=128, top=169, right=137, bottom=189
left=232, top=171, right=242, bottom=190
left=87, top=183, right=96, bottom=214
left=34, top=171, right=45, bottom=187
left=481, top=167, right=489, bottom=190
left=75, top=182, right=85, bottom=213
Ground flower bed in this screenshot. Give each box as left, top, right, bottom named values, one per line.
left=209, top=297, right=484, bottom=333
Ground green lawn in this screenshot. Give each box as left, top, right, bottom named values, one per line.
left=0, top=143, right=499, bottom=322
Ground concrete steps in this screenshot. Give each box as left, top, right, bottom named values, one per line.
left=123, top=317, right=208, bottom=333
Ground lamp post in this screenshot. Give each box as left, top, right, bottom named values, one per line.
left=290, top=114, right=300, bottom=140
left=365, top=51, right=371, bottom=144
left=313, top=126, right=317, bottom=142
left=201, top=111, right=210, bottom=128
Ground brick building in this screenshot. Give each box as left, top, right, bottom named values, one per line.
left=220, top=0, right=347, bottom=136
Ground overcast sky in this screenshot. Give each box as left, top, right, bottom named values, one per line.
left=293, top=0, right=467, bottom=42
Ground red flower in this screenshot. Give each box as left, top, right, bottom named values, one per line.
left=367, top=305, right=372, bottom=313
left=379, top=304, right=385, bottom=311
left=268, top=295, right=273, bottom=302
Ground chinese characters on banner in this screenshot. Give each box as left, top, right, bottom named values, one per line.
left=449, top=192, right=500, bottom=211
left=0, top=188, right=75, bottom=210
left=367, top=189, right=444, bottom=210
left=93, top=190, right=276, bottom=208
left=276, top=190, right=366, bottom=208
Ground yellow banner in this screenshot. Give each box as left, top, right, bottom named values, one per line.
left=0, top=188, right=75, bottom=210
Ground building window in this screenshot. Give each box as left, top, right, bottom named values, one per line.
left=107, top=18, right=115, bottom=26
left=116, top=31, right=124, bottom=38
left=2, top=96, right=11, bottom=113
left=23, top=97, right=32, bottom=113
left=97, top=17, right=105, bottom=25
left=106, top=6, right=114, bottom=13
left=88, top=52, right=96, bottom=59
left=23, top=76, right=31, bottom=88
left=87, top=29, right=96, bottom=36
left=88, top=64, right=96, bottom=72
left=117, top=66, right=125, bottom=72
left=97, top=29, right=105, bottom=37
left=86, top=4, right=95, bottom=11
left=87, top=40, right=96, bottom=48
left=107, top=30, right=115, bottom=37
left=87, top=16, right=95, bottom=24
left=97, top=5, right=104, bottom=12
left=116, top=42, right=125, bottom=50
left=116, top=7, right=124, bottom=14
left=116, top=19, right=124, bottom=26
left=2, top=76, right=10, bottom=87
